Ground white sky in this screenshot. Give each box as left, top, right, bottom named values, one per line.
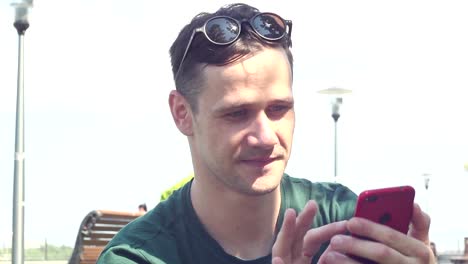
left=1, top=0, right=467, bottom=252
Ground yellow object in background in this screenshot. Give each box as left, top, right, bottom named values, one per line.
left=160, top=174, right=194, bottom=201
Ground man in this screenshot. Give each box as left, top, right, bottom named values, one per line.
left=98, top=3, right=434, bottom=263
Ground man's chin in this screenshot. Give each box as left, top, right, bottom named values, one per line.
left=247, top=185, right=278, bottom=196
left=244, top=172, right=282, bottom=195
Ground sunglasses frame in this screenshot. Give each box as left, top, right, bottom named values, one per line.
left=175, top=12, right=292, bottom=80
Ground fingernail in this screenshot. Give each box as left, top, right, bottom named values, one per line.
left=326, top=252, right=337, bottom=261
left=332, top=236, right=343, bottom=247
left=338, top=220, right=347, bottom=228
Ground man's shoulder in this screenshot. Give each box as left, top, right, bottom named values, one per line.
left=98, top=213, right=180, bottom=263
left=107, top=207, right=176, bottom=241
left=282, top=173, right=356, bottom=198
left=98, top=189, right=188, bottom=263
left=281, top=173, right=357, bottom=221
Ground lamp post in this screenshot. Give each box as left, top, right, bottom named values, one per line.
left=422, top=173, right=431, bottom=216
left=422, top=173, right=431, bottom=191
left=318, top=87, right=352, bottom=182
left=11, top=1, right=32, bottom=263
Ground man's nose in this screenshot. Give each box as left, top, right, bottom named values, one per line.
left=246, top=112, right=277, bottom=148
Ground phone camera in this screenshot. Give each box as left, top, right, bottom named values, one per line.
left=379, top=213, right=392, bottom=225
left=365, top=195, right=378, bottom=202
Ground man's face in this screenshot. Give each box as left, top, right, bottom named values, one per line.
left=190, top=47, right=294, bottom=196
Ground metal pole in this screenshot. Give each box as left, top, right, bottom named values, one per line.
left=13, top=30, right=26, bottom=264
left=422, top=173, right=431, bottom=218
left=334, top=119, right=337, bottom=179
left=12, top=2, right=32, bottom=263
left=332, top=113, right=340, bottom=182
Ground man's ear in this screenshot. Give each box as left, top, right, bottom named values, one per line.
left=168, top=90, right=194, bottom=136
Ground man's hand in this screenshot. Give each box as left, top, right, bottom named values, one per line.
left=318, top=203, right=435, bottom=264
left=272, top=201, right=348, bottom=264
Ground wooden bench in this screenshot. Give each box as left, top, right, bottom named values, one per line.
left=451, top=256, right=468, bottom=264
left=68, top=210, right=144, bottom=264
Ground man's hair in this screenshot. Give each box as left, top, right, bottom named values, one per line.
left=138, top=203, right=147, bottom=211
left=169, top=3, right=294, bottom=112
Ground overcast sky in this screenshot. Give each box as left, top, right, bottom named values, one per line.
left=1, top=0, right=467, bottom=252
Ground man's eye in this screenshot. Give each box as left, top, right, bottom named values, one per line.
left=268, top=105, right=289, bottom=114
left=225, top=109, right=247, bottom=119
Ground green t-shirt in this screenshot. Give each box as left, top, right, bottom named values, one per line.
left=97, top=174, right=357, bottom=264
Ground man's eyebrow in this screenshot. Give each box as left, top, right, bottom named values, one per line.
left=212, top=97, right=294, bottom=113
left=266, top=97, right=295, bottom=107
left=212, top=102, right=252, bottom=113
left=270, top=97, right=294, bottom=104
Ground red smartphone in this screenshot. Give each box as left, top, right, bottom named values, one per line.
left=354, top=185, right=415, bottom=234
left=350, top=185, right=415, bottom=264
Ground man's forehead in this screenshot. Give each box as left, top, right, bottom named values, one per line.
left=202, top=48, right=291, bottom=85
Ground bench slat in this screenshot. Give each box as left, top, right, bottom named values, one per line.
left=85, top=232, right=118, bottom=239
left=90, top=226, right=123, bottom=232
left=81, top=246, right=105, bottom=258
left=82, top=239, right=110, bottom=246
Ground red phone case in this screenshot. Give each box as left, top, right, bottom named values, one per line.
left=354, top=185, right=415, bottom=234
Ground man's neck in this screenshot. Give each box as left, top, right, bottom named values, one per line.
left=190, top=177, right=282, bottom=260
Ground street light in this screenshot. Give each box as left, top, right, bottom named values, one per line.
left=318, top=87, right=352, bottom=182
left=11, top=1, right=33, bottom=263
left=422, top=173, right=431, bottom=190
left=422, top=173, right=431, bottom=216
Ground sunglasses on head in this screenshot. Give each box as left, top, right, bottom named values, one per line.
left=175, top=12, right=292, bottom=80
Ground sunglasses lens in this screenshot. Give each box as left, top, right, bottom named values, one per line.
left=205, top=17, right=240, bottom=44
left=251, top=13, right=286, bottom=40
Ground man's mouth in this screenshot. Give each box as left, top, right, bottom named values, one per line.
left=241, top=157, right=279, bottom=167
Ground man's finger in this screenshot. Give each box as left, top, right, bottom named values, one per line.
left=328, top=234, right=402, bottom=264
left=272, top=208, right=297, bottom=258
left=302, top=220, right=348, bottom=256
left=408, top=203, right=431, bottom=244
left=347, top=217, right=431, bottom=259
left=272, top=257, right=285, bottom=264
left=295, top=201, right=318, bottom=239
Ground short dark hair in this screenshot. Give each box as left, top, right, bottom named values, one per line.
left=169, top=3, right=294, bottom=112
left=138, top=203, right=147, bottom=211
